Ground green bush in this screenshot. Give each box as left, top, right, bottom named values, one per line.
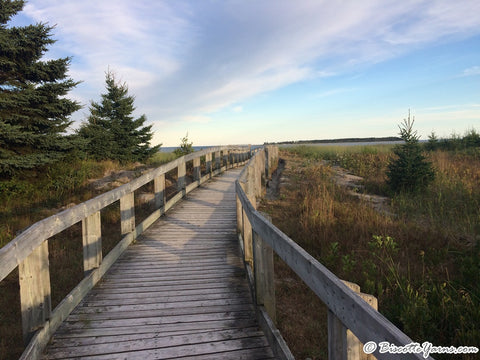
left=387, top=112, right=435, bottom=192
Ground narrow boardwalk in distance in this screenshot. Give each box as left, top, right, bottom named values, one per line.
left=42, top=168, right=275, bottom=360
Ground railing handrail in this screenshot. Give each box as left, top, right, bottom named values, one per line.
left=0, top=145, right=251, bottom=360
left=0, top=145, right=247, bottom=282
left=235, top=147, right=434, bottom=360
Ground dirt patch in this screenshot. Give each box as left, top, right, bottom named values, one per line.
left=267, top=157, right=392, bottom=216
left=266, top=158, right=286, bottom=200
left=88, top=167, right=150, bottom=191
left=331, top=164, right=393, bottom=216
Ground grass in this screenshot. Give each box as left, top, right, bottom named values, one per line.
left=259, top=145, right=479, bottom=360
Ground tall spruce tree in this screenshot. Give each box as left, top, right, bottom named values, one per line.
left=78, top=71, right=160, bottom=162
left=0, top=0, right=81, bottom=177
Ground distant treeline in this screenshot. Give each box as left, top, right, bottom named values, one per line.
left=267, top=136, right=402, bottom=145
left=424, top=129, right=480, bottom=152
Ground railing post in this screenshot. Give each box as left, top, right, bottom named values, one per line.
left=120, top=192, right=135, bottom=236
left=253, top=230, right=276, bottom=323
left=206, top=152, right=212, bottom=178
left=215, top=150, right=221, bottom=171
left=154, top=174, right=166, bottom=209
left=328, top=281, right=378, bottom=360
left=82, top=211, right=102, bottom=276
left=193, top=156, right=201, bottom=184
left=254, top=152, right=263, bottom=197
left=177, top=157, right=186, bottom=193
left=19, top=241, right=51, bottom=344
left=236, top=193, right=243, bottom=235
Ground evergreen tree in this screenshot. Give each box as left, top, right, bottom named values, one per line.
left=78, top=71, right=160, bottom=162
left=386, top=111, right=435, bottom=192
left=173, top=133, right=194, bottom=157
left=0, top=0, right=81, bottom=177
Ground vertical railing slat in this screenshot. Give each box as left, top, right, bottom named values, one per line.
left=177, top=157, right=186, bottom=193
left=154, top=174, right=166, bottom=209
left=19, top=241, right=51, bottom=344
left=82, top=211, right=102, bottom=275
left=120, top=192, right=135, bottom=236
left=253, top=230, right=276, bottom=322
left=193, top=157, right=201, bottom=184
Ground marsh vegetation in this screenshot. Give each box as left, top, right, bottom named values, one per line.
left=260, top=137, right=479, bottom=359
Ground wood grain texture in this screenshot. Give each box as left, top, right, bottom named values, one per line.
left=42, top=168, right=274, bottom=360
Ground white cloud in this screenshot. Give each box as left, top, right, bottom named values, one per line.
left=462, top=66, right=480, bottom=77
left=15, top=0, right=480, bottom=144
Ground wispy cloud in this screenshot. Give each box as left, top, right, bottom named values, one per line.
left=462, top=66, right=480, bottom=77
left=16, top=0, right=480, bottom=145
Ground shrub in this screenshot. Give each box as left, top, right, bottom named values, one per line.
left=387, top=112, right=435, bottom=193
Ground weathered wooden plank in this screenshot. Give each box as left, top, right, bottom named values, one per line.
left=58, top=310, right=256, bottom=331
left=1, top=146, right=249, bottom=283
left=45, top=330, right=269, bottom=359
left=52, top=318, right=260, bottom=339
left=19, top=241, right=51, bottom=344
left=253, top=231, right=276, bottom=323
left=83, top=288, right=251, bottom=305
left=67, top=303, right=255, bottom=322
left=45, top=336, right=271, bottom=360
left=154, top=173, right=166, bottom=209
left=236, top=171, right=431, bottom=360
left=120, top=192, right=135, bottom=235
left=38, top=167, right=276, bottom=360
left=73, top=297, right=253, bottom=315
left=46, top=328, right=265, bottom=352
left=82, top=211, right=102, bottom=275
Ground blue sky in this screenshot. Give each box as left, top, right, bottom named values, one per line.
left=11, top=0, right=480, bottom=147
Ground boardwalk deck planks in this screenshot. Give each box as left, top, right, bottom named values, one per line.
left=41, top=169, right=275, bottom=360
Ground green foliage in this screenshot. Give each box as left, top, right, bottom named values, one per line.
left=173, top=133, right=194, bottom=157
left=78, top=71, right=160, bottom=163
left=386, top=112, right=435, bottom=192
left=0, top=0, right=82, bottom=177
left=425, top=128, right=480, bottom=152
left=146, top=151, right=177, bottom=167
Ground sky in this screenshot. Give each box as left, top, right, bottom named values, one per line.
left=10, top=0, right=480, bottom=147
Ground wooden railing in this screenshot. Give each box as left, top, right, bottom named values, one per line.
left=235, top=146, right=435, bottom=360
left=0, top=146, right=251, bottom=360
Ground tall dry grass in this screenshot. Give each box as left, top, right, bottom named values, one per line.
left=260, top=146, right=479, bottom=360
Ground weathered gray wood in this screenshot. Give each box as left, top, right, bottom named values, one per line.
left=193, top=156, right=201, bottom=183
left=257, top=306, right=294, bottom=360
left=82, top=211, right=102, bottom=275
left=120, top=192, right=135, bottom=235
left=11, top=148, right=252, bottom=360
left=154, top=173, right=165, bottom=209
left=242, top=209, right=253, bottom=266
left=19, top=241, right=52, bottom=344
left=328, top=281, right=361, bottom=360
left=253, top=231, right=276, bottom=323
left=36, top=167, right=275, bottom=360
left=177, top=156, right=186, bottom=192
left=236, top=177, right=432, bottom=360
left=236, top=194, right=243, bottom=234
left=205, top=152, right=212, bottom=176
left=215, top=150, right=221, bottom=170
left=0, top=146, right=249, bottom=283
left=44, top=328, right=268, bottom=358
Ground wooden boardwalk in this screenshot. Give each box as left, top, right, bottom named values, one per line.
left=42, top=169, right=275, bottom=360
